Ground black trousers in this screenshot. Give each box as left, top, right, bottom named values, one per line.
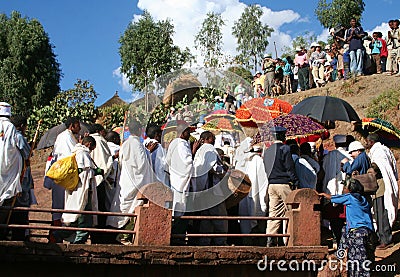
left=373, top=196, right=392, bottom=245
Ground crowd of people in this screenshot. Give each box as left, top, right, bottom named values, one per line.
left=0, top=99, right=398, bottom=273
left=249, top=17, right=400, bottom=97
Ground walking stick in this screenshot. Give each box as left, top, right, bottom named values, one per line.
left=120, top=110, right=129, bottom=146
left=6, top=119, right=42, bottom=226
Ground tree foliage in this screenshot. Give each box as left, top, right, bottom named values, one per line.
left=232, top=5, right=274, bottom=72
left=119, top=10, right=193, bottom=92
left=27, top=79, right=97, bottom=140
left=315, top=0, right=365, bottom=29
left=0, top=11, right=61, bottom=116
left=227, top=66, right=253, bottom=84
left=280, top=32, right=319, bottom=59
left=195, top=12, right=225, bottom=68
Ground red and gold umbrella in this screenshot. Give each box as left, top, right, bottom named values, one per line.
left=202, top=118, right=241, bottom=132
left=236, top=97, right=293, bottom=127
left=204, top=109, right=235, bottom=122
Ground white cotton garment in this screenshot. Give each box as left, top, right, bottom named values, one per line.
left=107, top=135, right=155, bottom=228
left=0, top=117, right=22, bottom=205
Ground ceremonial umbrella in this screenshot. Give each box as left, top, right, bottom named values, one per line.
left=252, top=114, right=329, bottom=145
left=202, top=118, right=241, bottom=132
left=37, top=121, right=90, bottom=149
left=290, top=96, right=360, bottom=123
left=204, top=109, right=235, bottom=122
left=236, top=97, right=293, bottom=127
left=362, top=118, right=400, bottom=148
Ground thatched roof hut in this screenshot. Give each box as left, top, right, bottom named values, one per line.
left=162, top=75, right=202, bottom=106
left=99, top=91, right=127, bottom=109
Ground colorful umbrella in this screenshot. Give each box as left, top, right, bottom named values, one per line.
left=202, top=118, right=241, bottom=132
left=362, top=118, right=400, bottom=148
left=236, top=97, right=293, bottom=127
left=204, top=109, right=235, bottom=122
left=253, top=114, right=329, bottom=144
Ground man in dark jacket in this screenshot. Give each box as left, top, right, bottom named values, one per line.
left=263, top=126, right=298, bottom=246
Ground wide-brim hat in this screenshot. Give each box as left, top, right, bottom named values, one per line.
left=0, top=102, right=11, bottom=117
left=348, top=141, right=365, bottom=153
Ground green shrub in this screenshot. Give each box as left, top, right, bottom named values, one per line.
left=366, top=89, right=400, bottom=119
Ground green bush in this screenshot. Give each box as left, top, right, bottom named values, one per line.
left=366, top=89, right=400, bottom=119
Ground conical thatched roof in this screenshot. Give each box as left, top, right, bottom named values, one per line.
left=162, top=75, right=202, bottom=106
left=99, top=91, right=127, bottom=109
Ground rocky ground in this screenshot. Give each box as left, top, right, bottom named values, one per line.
left=27, top=73, right=400, bottom=274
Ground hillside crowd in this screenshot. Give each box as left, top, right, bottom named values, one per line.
left=249, top=18, right=400, bottom=97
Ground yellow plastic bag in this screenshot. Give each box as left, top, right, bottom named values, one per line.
left=46, top=153, right=79, bottom=191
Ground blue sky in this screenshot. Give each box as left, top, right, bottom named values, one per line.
left=1, top=0, right=398, bottom=106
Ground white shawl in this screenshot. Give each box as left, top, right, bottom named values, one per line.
left=166, top=138, right=193, bottom=216
left=53, top=129, right=78, bottom=160
left=63, top=144, right=97, bottom=224
left=369, top=142, right=399, bottom=227
left=107, top=135, right=155, bottom=228
left=0, top=117, right=22, bottom=205
left=236, top=151, right=268, bottom=233
left=90, top=133, right=113, bottom=186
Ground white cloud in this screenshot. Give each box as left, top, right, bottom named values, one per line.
left=112, top=67, right=132, bottom=92
left=366, top=22, right=390, bottom=36
left=317, top=28, right=330, bottom=43
left=113, top=0, right=313, bottom=87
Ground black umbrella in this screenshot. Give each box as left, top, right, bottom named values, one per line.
left=290, top=96, right=360, bottom=123
left=36, top=122, right=90, bottom=150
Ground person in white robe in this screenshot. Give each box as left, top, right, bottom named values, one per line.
left=107, top=120, right=155, bottom=245
left=44, top=117, right=81, bottom=237
left=144, top=125, right=170, bottom=187
left=366, top=133, right=398, bottom=248
left=0, top=102, right=23, bottom=240
left=56, top=136, right=98, bottom=244
left=235, top=143, right=268, bottom=245
left=105, top=130, right=121, bottom=204
left=89, top=124, right=113, bottom=204
left=9, top=115, right=37, bottom=241
left=165, top=124, right=194, bottom=217
left=88, top=124, right=114, bottom=243
left=191, top=131, right=228, bottom=246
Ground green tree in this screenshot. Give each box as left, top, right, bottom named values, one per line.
left=195, top=12, right=225, bottom=68
left=232, top=5, right=274, bottom=72
left=227, top=66, right=253, bottom=84
left=280, top=32, right=318, bottom=59
left=315, top=0, right=365, bottom=29
left=27, top=79, right=97, bottom=140
left=0, top=11, right=61, bottom=116
left=119, top=10, right=193, bottom=92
